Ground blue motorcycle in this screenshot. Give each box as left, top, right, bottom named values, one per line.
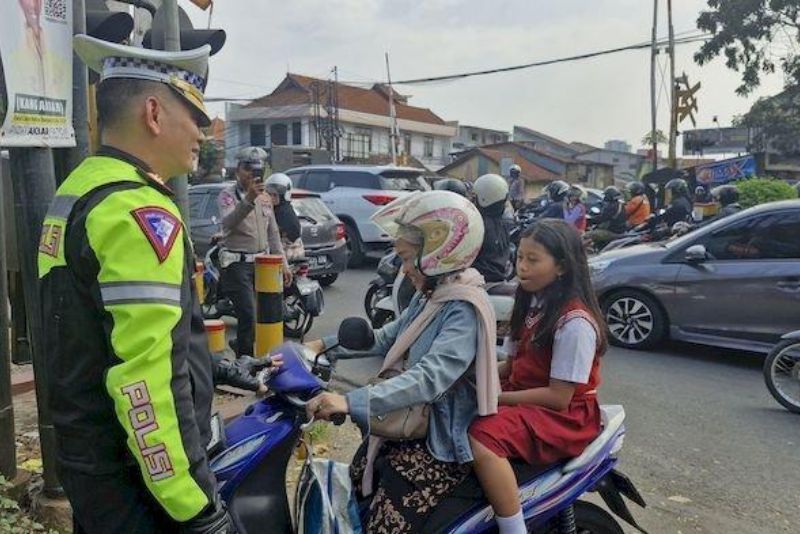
left=210, top=318, right=648, bottom=533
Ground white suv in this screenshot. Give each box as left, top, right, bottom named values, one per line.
left=285, top=165, right=429, bottom=266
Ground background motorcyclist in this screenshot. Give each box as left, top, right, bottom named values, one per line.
left=624, top=181, right=651, bottom=227
left=563, top=185, right=587, bottom=233
left=585, top=186, right=627, bottom=250
left=472, top=174, right=512, bottom=283
left=538, top=180, right=570, bottom=219
left=265, top=172, right=304, bottom=260
left=662, top=178, right=693, bottom=226
left=712, top=184, right=742, bottom=218
left=508, top=164, right=525, bottom=211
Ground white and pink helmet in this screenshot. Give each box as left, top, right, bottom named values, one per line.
left=371, top=191, right=485, bottom=277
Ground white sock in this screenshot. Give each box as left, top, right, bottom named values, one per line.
left=495, top=509, right=526, bottom=534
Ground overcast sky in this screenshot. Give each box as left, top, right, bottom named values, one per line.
left=185, top=0, right=786, bottom=152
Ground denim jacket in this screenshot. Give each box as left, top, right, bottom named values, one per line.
left=323, top=293, right=479, bottom=464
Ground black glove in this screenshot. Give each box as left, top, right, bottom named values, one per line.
left=212, top=354, right=273, bottom=392
left=182, top=495, right=235, bottom=533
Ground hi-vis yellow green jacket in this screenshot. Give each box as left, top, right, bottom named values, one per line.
left=38, top=148, right=216, bottom=522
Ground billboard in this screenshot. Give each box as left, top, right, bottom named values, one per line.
left=694, top=155, right=756, bottom=185
left=0, top=0, right=75, bottom=147
left=682, top=127, right=750, bottom=155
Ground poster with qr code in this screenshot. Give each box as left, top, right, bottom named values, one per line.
left=0, top=0, right=75, bottom=147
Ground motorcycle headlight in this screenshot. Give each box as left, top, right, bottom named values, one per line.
left=589, top=259, right=615, bottom=276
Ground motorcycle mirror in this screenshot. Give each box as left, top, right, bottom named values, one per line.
left=338, top=317, right=374, bottom=350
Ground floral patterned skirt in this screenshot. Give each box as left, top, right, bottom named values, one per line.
left=350, top=439, right=471, bottom=534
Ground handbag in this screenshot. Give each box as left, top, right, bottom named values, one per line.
left=368, top=367, right=430, bottom=441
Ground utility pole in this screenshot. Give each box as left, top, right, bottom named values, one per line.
left=67, top=0, right=90, bottom=174
left=161, top=0, right=190, bottom=225
left=0, top=160, right=15, bottom=481
left=333, top=66, right=341, bottom=162
left=9, top=149, right=60, bottom=496
left=385, top=52, right=398, bottom=165
left=667, top=0, right=678, bottom=168
left=650, top=0, right=659, bottom=171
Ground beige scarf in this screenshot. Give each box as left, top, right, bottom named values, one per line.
left=361, top=268, right=500, bottom=495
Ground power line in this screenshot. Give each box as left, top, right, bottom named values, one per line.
left=390, top=34, right=709, bottom=85
left=205, top=33, right=710, bottom=101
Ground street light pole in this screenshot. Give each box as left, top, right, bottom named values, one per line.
left=0, top=161, right=15, bottom=481
left=667, top=0, right=678, bottom=168
left=650, top=0, right=659, bottom=171
left=161, top=0, right=191, bottom=225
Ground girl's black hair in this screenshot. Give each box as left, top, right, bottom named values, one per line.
left=510, top=219, right=608, bottom=352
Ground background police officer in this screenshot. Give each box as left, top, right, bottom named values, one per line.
left=38, top=36, right=239, bottom=533
left=217, top=147, right=291, bottom=358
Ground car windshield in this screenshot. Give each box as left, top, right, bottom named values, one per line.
left=379, top=171, right=429, bottom=191
left=293, top=197, right=334, bottom=224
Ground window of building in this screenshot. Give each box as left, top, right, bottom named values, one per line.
left=342, top=128, right=372, bottom=160
left=292, top=122, right=302, bottom=145
left=249, top=124, right=266, bottom=147
left=403, top=133, right=412, bottom=155
left=424, top=136, right=434, bottom=158
left=270, top=123, right=288, bottom=146
left=471, top=133, right=479, bottom=141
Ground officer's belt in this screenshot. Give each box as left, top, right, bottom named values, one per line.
left=221, top=249, right=261, bottom=263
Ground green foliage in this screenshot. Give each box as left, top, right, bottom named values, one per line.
left=737, top=177, right=798, bottom=208
left=0, top=476, right=58, bottom=534
left=641, top=129, right=667, bottom=147
left=695, top=1, right=800, bottom=96
left=198, top=140, right=219, bottom=174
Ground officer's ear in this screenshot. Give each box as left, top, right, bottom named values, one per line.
left=143, top=93, right=164, bottom=136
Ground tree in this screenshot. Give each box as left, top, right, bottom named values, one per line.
left=695, top=1, right=800, bottom=96
left=735, top=87, right=800, bottom=153
left=641, top=129, right=668, bottom=147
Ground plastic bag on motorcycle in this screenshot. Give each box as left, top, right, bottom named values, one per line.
left=295, top=458, right=362, bottom=534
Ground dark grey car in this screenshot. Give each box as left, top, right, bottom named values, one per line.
left=188, top=183, right=348, bottom=286
left=590, top=200, right=800, bottom=353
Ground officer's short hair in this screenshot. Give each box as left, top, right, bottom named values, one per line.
left=96, top=78, right=170, bottom=130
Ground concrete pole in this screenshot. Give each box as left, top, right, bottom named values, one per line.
left=67, top=0, right=90, bottom=174
left=161, top=0, right=190, bottom=225
left=650, top=0, right=659, bottom=171
left=667, top=0, right=678, bottom=168
left=0, top=159, right=16, bottom=480
left=8, top=149, right=61, bottom=496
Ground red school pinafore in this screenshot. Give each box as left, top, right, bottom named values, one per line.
left=469, top=299, right=602, bottom=466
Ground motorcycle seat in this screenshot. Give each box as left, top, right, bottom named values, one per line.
left=562, top=405, right=625, bottom=474
left=485, top=281, right=517, bottom=297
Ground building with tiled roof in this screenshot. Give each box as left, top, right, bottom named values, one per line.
left=225, top=73, right=456, bottom=170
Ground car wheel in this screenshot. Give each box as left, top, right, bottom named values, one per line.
left=602, top=290, right=666, bottom=350
left=315, top=274, right=338, bottom=287
left=345, top=224, right=365, bottom=268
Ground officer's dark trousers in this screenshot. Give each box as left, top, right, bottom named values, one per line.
left=60, top=465, right=175, bottom=533
left=222, top=261, right=256, bottom=357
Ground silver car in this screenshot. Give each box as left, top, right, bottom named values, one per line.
left=590, top=200, right=800, bottom=353
left=285, top=165, right=429, bottom=266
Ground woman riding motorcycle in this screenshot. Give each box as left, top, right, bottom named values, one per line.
left=264, top=172, right=303, bottom=259
left=712, top=184, right=742, bottom=218
left=304, top=191, right=499, bottom=532
left=662, top=178, right=693, bottom=226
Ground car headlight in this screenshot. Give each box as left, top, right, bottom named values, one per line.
left=589, top=259, right=615, bottom=276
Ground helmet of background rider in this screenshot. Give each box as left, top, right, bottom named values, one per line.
left=473, top=173, right=509, bottom=208
left=265, top=172, right=293, bottom=202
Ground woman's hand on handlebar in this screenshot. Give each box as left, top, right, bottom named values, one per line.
left=306, top=392, right=349, bottom=421
left=304, top=339, right=325, bottom=354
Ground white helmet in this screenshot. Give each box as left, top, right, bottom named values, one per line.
left=265, top=172, right=293, bottom=201
left=473, top=173, right=509, bottom=208
left=509, top=164, right=521, bottom=176
left=371, top=191, right=484, bottom=277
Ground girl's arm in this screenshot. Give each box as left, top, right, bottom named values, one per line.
left=499, top=380, right=576, bottom=412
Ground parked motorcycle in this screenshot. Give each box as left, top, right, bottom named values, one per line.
left=211, top=317, right=648, bottom=533
left=763, top=331, right=800, bottom=414
left=202, top=244, right=324, bottom=339
left=363, top=250, right=401, bottom=326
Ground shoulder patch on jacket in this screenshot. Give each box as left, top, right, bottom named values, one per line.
left=131, top=206, right=181, bottom=263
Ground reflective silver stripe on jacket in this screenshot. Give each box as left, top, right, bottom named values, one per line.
left=47, top=195, right=80, bottom=220
left=100, top=282, right=182, bottom=306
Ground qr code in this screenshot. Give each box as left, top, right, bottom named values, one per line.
left=44, top=0, right=67, bottom=22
